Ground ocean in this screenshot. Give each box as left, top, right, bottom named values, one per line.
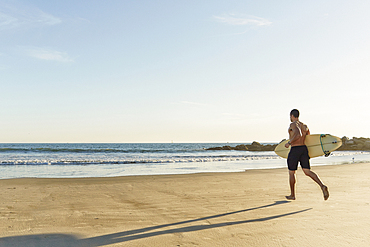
left=0, top=143, right=369, bottom=179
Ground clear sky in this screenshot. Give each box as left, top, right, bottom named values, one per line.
left=1, top=0, right=370, bottom=143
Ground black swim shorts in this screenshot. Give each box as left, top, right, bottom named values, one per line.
left=287, top=145, right=310, bottom=171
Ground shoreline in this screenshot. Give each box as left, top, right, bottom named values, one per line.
left=0, top=162, right=354, bottom=181
left=0, top=154, right=365, bottom=180
left=1, top=163, right=370, bottom=246
left=1, top=143, right=369, bottom=180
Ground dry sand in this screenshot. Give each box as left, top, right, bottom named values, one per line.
left=0, top=163, right=369, bottom=247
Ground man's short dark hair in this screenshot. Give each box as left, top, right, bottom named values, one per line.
left=290, top=109, right=299, bottom=118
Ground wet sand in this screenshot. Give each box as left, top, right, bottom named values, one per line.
left=0, top=163, right=369, bottom=246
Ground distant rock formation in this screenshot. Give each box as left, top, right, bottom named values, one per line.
left=205, top=137, right=370, bottom=152
left=205, top=142, right=277, bottom=151
left=338, top=137, right=370, bottom=151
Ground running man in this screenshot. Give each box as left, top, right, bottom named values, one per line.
left=285, top=109, right=329, bottom=200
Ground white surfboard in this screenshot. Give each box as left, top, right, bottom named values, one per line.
left=274, top=134, right=342, bottom=159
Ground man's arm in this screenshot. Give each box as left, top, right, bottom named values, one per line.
left=289, top=125, right=302, bottom=143
left=285, top=123, right=302, bottom=148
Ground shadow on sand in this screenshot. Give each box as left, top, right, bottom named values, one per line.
left=0, top=201, right=311, bottom=247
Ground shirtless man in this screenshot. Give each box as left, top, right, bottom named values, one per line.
left=285, top=109, right=329, bottom=200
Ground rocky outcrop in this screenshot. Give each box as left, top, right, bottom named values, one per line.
left=338, top=137, right=370, bottom=151
left=206, top=142, right=277, bottom=151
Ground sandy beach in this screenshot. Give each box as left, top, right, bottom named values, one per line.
left=0, top=163, right=369, bottom=247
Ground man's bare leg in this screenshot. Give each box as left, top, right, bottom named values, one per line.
left=303, top=168, right=329, bottom=200
left=286, top=170, right=296, bottom=200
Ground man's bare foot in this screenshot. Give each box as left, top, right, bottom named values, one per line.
left=285, top=195, right=295, bottom=200
left=322, top=185, right=329, bottom=200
